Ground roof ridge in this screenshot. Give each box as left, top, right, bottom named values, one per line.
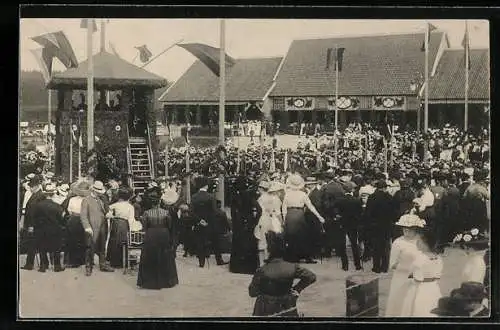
left=291, top=30, right=441, bottom=42
left=232, top=56, right=283, bottom=60
left=444, top=47, right=489, bottom=51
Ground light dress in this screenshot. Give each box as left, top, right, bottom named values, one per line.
left=255, top=192, right=283, bottom=251
left=400, top=251, right=443, bottom=317
left=385, top=236, right=420, bottom=317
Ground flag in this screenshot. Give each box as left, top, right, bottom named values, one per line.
left=177, top=43, right=236, bottom=77
left=325, top=47, right=345, bottom=71
left=30, top=48, right=53, bottom=83
left=109, top=42, right=121, bottom=58
left=381, top=115, right=392, bottom=140
left=80, top=19, right=98, bottom=33
left=421, top=23, right=438, bottom=51
left=462, top=22, right=471, bottom=69
left=135, top=45, right=153, bottom=63
left=32, top=31, right=78, bottom=69
left=182, top=124, right=191, bottom=145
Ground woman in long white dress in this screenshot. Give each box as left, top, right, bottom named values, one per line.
left=282, top=174, right=325, bottom=262
left=385, top=214, right=423, bottom=317
left=400, top=225, right=444, bottom=317
left=254, top=181, right=285, bottom=265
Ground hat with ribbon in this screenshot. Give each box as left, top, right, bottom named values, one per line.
left=43, top=183, right=57, bottom=195
left=286, top=173, right=305, bottom=190
left=91, top=181, right=107, bottom=194
left=395, top=214, right=426, bottom=228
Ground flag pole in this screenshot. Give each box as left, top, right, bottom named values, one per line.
left=464, top=20, right=469, bottom=132
left=87, top=18, right=95, bottom=152
left=78, top=113, right=82, bottom=179
left=217, top=19, right=226, bottom=209
left=384, top=137, right=388, bottom=174
left=237, top=115, right=241, bottom=173
left=69, top=118, right=73, bottom=182
left=141, top=39, right=184, bottom=68
left=47, top=90, right=52, bottom=169
left=334, top=47, right=339, bottom=166
left=185, top=145, right=190, bottom=204
left=424, top=23, right=430, bottom=133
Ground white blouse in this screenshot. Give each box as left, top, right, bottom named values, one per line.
left=389, top=237, right=419, bottom=273
left=109, top=201, right=142, bottom=231
left=67, top=196, right=84, bottom=215
left=462, top=250, right=486, bottom=284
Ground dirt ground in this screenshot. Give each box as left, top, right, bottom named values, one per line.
left=19, top=247, right=471, bottom=318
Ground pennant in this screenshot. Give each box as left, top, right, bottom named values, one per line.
left=80, top=19, right=98, bottom=33
left=177, top=43, right=236, bottom=77
left=462, top=22, right=471, bottom=69
left=32, top=31, right=78, bottom=69
left=135, top=45, right=153, bottom=63
left=420, top=23, right=437, bottom=51
left=109, top=42, right=121, bottom=58
left=325, top=47, right=345, bottom=71
left=30, top=48, right=53, bottom=83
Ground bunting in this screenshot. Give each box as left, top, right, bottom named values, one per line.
left=177, top=43, right=236, bottom=77
left=135, top=45, right=153, bottom=63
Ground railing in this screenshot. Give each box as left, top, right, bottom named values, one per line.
left=146, top=123, right=155, bottom=179
left=126, top=125, right=134, bottom=191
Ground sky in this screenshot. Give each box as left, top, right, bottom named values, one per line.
left=20, top=19, right=489, bottom=82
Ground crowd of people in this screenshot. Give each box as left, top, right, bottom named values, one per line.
left=19, top=122, right=490, bottom=317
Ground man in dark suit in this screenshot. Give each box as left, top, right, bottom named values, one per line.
left=80, top=181, right=114, bottom=276
left=335, top=181, right=363, bottom=271
left=30, top=184, right=65, bottom=272
left=21, top=175, right=47, bottom=271
left=364, top=180, right=397, bottom=273
left=191, top=176, right=227, bottom=267
left=320, top=170, right=345, bottom=257
left=304, top=176, right=324, bottom=263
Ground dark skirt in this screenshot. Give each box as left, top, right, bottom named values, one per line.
left=106, top=218, right=129, bottom=268
left=253, top=293, right=299, bottom=317
left=284, top=208, right=308, bottom=261
left=229, top=215, right=259, bottom=275
left=137, top=227, right=178, bottom=290
left=65, top=215, right=86, bottom=267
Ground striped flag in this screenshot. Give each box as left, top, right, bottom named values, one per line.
left=80, top=19, right=98, bottom=33
left=30, top=48, right=53, bottom=83
left=421, top=23, right=437, bottom=51
left=32, top=31, right=78, bottom=69
left=325, top=47, right=345, bottom=71
left=177, top=43, right=236, bottom=77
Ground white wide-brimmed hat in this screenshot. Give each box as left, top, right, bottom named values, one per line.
left=268, top=181, right=285, bottom=193
left=91, top=181, right=107, bottom=194
left=395, top=214, right=426, bottom=228
left=57, top=183, right=70, bottom=198
left=43, top=183, right=57, bottom=195
left=286, top=174, right=305, bottom=190
left=161, top=188, right=179, bottom=206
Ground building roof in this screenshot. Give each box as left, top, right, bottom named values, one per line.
left=429, top=48, right=489, bottom=102
left=159, top=57, right=283, bottom=103
left=270, top=32, right=444, bottom=97
left=48, top=51, right=168, bottom=90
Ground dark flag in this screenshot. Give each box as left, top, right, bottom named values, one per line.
left=80, top=18, right=98, bottom=33
left=381, top=114, right=392, bottom=141
left=32, top=31, right=78, bottom=69
left=325, top=47, right=345, bottom=71
left=177, top=43, right=236, bottom=77
left=420, top=23, right=438, bottom=51
left=135, top=45, right=153, bottom=63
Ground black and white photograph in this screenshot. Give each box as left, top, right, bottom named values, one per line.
left=18, top=16, right=491, bottom=319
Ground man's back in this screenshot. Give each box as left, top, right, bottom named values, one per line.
left=191, top=190, right=217, bottom=220
left=336, top=194, right=363, bottom=226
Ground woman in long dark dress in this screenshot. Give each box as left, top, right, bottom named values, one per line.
left=63, top=181, right=90, bottom=268
left=137, top=192, right=178, bottom=290
left=248, top=232, right=317, bottom=317
left=229, top=177, right=261, bottom=274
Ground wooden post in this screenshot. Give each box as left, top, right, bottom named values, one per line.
left=87, top=19, right=95, bottom=151
left=217, top=19, right=226, bottom=208
left=464, top=20, right=469, bottom=132
left=69, top=117, right=73, bottom=182
left=47, top=90, right=52, bottom=169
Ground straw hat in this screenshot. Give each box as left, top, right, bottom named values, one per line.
left=91, top=181, right=106, bottom=194
left=43, top=183, right=57, bottom=195
left=395, top=214, right=426, bottom=228
left=57, top=183, right=70, bottom=198
left=71, top=180, right=91, bottom=197
left=286, top=174, right=305, bottom=190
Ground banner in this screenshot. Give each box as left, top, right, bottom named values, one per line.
left=372, top=96, right=406, bottom=110
left=285, top=97, right=315, bottom=111
left=327, top=96, right=360, bottom=110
